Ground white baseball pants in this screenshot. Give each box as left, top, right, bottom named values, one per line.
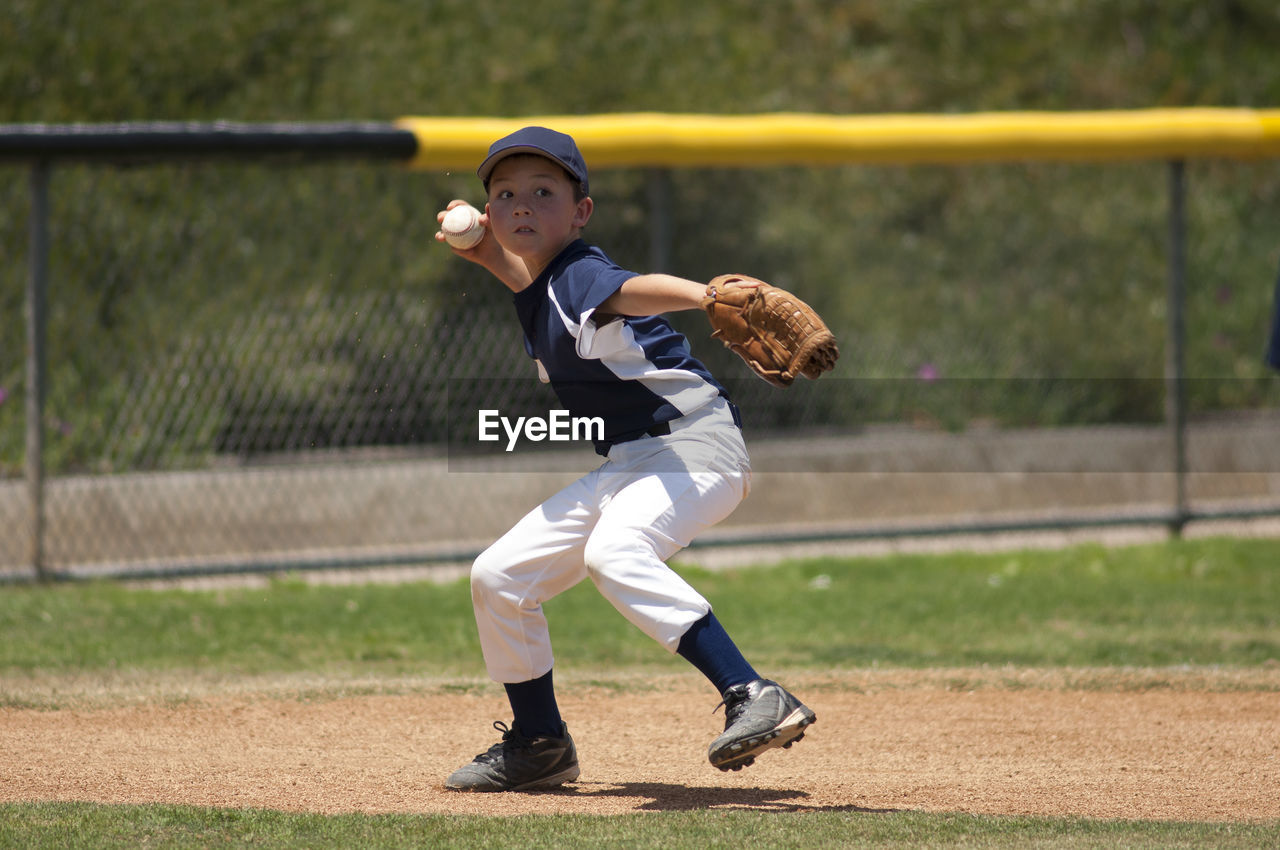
left=470, top=397, right=751, bottom=684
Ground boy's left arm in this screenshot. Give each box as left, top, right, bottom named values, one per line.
left=598, top=274, right=705, bottom=316
left=601, top=271, right=839, bottom=388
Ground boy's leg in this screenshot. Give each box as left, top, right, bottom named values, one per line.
left=469, top=471, right=599, bottom=685
left=586, top=432, right=816, bottom=771
left=583, top=399, right=753, bottom=656
left=675, top=610, right=759, bottom=696
left=582, top=467, right=745, bottom=651
left=447, top=473, right=602, bottom=792
left=584, top=466, right=816, bottom=770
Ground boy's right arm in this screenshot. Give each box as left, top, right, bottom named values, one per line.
left=435, top=201, right=533, bottom=293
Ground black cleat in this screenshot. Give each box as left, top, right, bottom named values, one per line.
left=708, top=679, right=816, bottom=771
left=445, top=721, right=580, bottom=792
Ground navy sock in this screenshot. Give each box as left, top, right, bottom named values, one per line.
left=503, top=669, right=564, bottom=738
left=676, top=612, right=760, bottom=696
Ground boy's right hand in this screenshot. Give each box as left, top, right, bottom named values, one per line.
left=435, top=199, right=534, bottom=293
left=436, top=199, right=491, bottom=259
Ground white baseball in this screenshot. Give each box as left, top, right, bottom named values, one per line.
left=441, top=203, right=485, bottom=249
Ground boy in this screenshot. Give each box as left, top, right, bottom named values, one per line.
left=436, top=126, right=815, bottom=792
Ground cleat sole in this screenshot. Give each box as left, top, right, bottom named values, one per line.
left=709, top=707, right=817, bottom=771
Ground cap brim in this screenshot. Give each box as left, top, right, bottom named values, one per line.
left=478, top=145, right=581, bottom=184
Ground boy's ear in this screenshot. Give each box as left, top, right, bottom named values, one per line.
left=573, top=197, right=593, bottom=229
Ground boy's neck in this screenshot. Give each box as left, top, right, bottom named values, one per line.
left=523, top=234, right=581, bottom=280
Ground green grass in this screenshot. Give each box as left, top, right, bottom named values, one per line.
left=0, top=571, right=481, bottom=681
left=2, top=538, right=1277, bottom=685
left=2, top=538, right=1278, bottom=847
left=1, top=802, right=1276, bottom=850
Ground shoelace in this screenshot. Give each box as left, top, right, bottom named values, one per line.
left=471, top=720, right=529, bottom=763
left=712, top=685, right=752, bottom=726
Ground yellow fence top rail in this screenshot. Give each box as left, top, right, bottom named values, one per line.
left=396, top=109, right=1280, bottom=171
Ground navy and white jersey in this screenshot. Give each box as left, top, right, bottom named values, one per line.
left=512, top=239, right=730, bottom=454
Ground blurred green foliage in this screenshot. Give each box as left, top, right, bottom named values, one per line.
left=2, top=0, right=1280, bottom=474
left=7, top=0, right=1280, bottom=120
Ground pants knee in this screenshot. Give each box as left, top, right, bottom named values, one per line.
left=470, top=545, right=511, bottom=605
left=583, top=533, right=651, bottom=584
left=582, top=535, right=611, bottom=583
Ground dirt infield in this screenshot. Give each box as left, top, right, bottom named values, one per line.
left=4, top=669, right=1278, bottom=822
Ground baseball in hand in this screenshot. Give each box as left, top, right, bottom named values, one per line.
left=441, top=203, right=485, bottom=249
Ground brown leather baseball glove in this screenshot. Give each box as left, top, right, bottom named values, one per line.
left=701, top=274, right=839, bottom=388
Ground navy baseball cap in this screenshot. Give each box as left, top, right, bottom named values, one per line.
left=477, top=126, right=589, bottom=195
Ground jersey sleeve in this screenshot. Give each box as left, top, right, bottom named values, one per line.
left=548, top=254, right=637, bottom=359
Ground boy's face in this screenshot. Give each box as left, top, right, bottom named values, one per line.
left=485, top=154, right=593, bottom=275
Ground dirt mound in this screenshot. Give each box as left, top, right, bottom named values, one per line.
left=4, top=671, right=1277, bottom=821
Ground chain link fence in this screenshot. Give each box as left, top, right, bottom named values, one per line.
left=3, top=157, right=1279, bottom=580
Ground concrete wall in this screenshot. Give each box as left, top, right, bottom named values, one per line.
left=3, top=415, right=1279, bottom=579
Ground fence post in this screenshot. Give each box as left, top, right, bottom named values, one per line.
left=1165, top=159, right=1189, bottom=535
left=646, top=168, right=673, bottom=273
left=26, top=161, right=50, bottom=581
